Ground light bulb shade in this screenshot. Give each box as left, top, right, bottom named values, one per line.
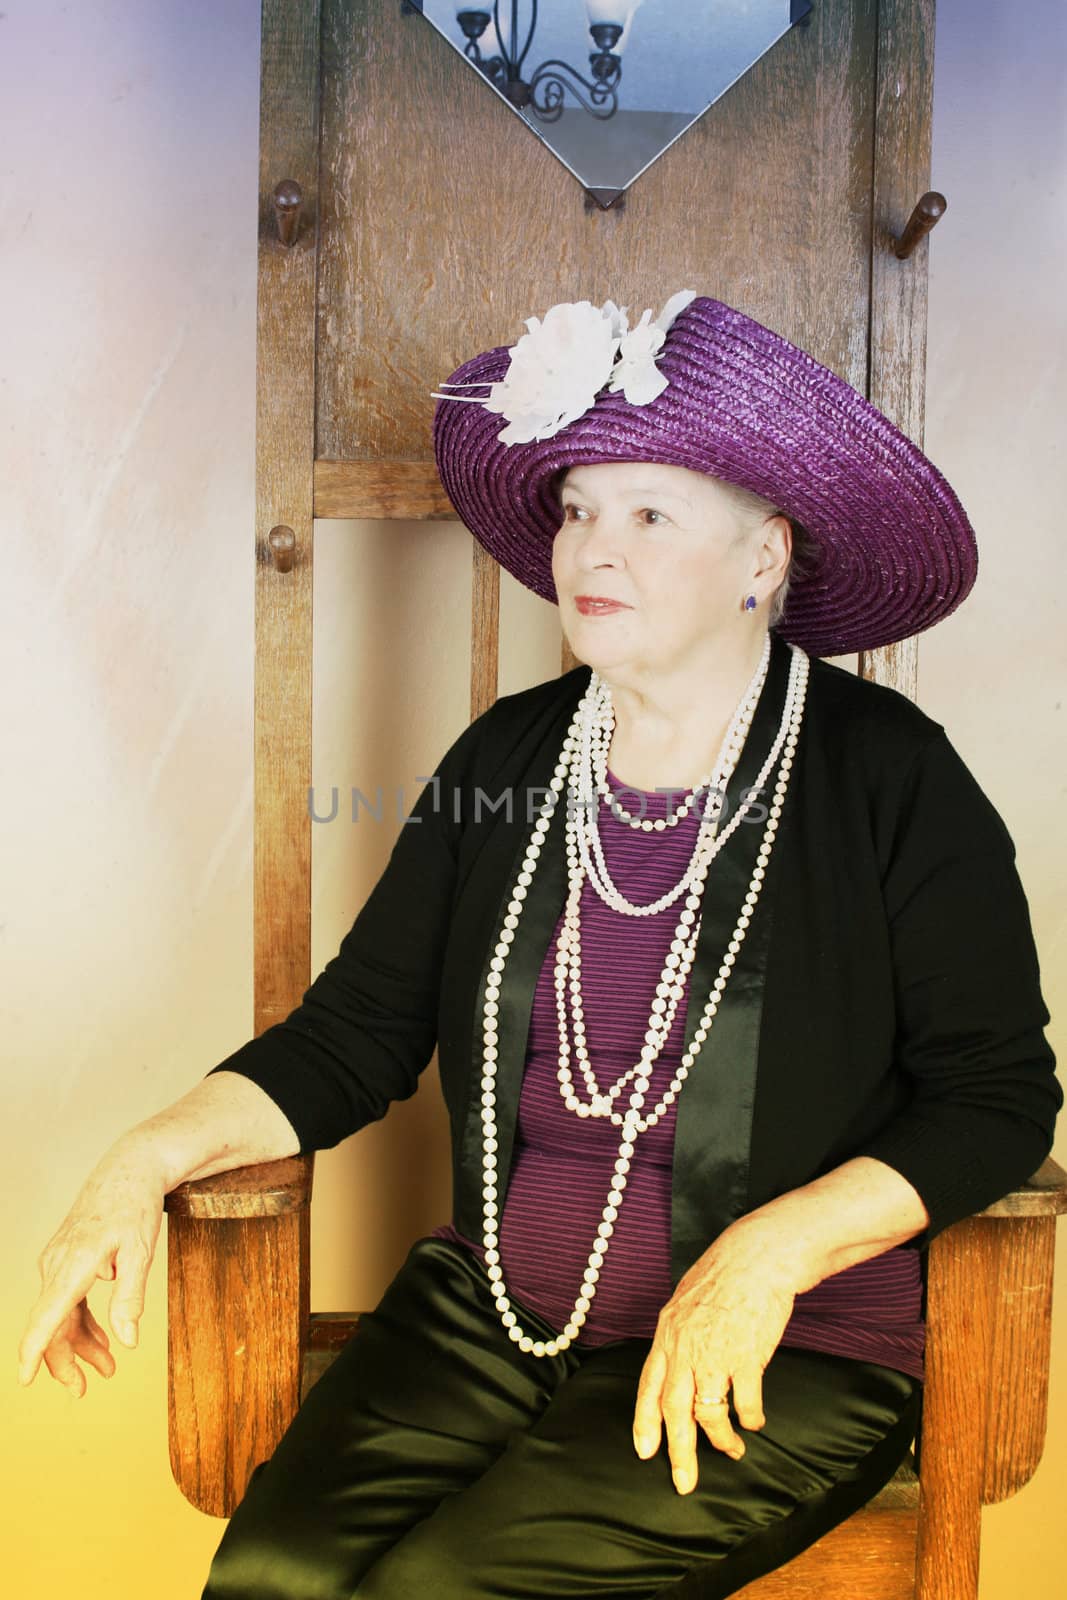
left=585, top=0, right=624, bottom=22
left=586, top=0, right=643, bottom=54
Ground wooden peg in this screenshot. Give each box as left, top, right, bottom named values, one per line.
left=272, top=180, right=304, bottom=247
left=267, top=526, right=297, bottom=572
left=894, top=191, right=947, bottom=259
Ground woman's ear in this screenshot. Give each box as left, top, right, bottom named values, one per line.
left=757, top=513, right=793, bottom=583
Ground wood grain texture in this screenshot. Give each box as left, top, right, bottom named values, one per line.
left=254, top=0, right=321, bottom=1036
left=316, top=0, right=878, bottom=461
left=167, top=1207, right=310, bottom=1518
left=471, top=539, right=500, bottom=719
left=163, top=1154, right=313, bottom=1219
left=981, top=1216, right=1057, bottom=1502
left=733, top=1509, right=919, bottom=1598
left=857, top=0, right=935, bottom=702
left=314, top=458, right=458, bottom=519
left=916, top=1219, right=992, bottom=1599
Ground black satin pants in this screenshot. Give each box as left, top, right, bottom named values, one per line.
left=200, top=1235, right=920, bottom=1600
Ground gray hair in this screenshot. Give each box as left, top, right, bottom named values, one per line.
left=713, top=479, right=818, bottom=629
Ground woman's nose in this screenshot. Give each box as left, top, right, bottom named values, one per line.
left=574, top=516, right=625, bottom=569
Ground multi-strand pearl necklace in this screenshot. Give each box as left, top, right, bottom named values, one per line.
left=477, top=640, right=811, bottom=1358
left=590, top=632, right=771, bottom=835
left=576, top=634, right=771, bottom=917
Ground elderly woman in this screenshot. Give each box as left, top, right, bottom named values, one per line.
left=19, top=292, right=1061, bottom=1599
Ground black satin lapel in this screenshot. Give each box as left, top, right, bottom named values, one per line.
left=452, top=688, right=578, bottom=1242
left=670, top=630, right=794, bottom=1284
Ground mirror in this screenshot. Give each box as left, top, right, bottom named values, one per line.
left=413, top=1, right=814, bottom=207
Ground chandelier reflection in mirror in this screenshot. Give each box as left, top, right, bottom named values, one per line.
left=415, top=2, right=814, bottom=207
left=456, top=1, right=638, bottom=120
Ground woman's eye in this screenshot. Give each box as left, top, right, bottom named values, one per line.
left=642, top=509, right=667, bottom=525
left=562, top=504, right=587, bottom=521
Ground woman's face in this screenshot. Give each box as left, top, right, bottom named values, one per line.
left=551, top=460, right=774, bottom=682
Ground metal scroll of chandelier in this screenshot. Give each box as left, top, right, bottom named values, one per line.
left=411, top=2, right=814, bottom=208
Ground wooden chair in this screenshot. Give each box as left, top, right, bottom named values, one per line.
left=165, top=1143, right=1067, bottom=1598
left=164, top=6, right=1067, bottom=1595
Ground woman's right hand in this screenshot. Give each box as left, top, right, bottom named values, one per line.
left=17, top=1138, right=167, bottom=1395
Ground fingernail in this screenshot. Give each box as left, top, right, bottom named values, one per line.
left=673, top=1470, right=695, bottom=1494
left=729, top=1446, right=745, bottom=1460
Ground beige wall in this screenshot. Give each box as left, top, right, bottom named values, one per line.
left=3, top=1, right=1063, bottom=1594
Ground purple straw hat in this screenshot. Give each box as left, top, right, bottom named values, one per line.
left=431, top=292, right=978, bottom=658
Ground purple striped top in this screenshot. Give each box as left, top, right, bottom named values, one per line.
left=432, top=765, right=925, bottom=1383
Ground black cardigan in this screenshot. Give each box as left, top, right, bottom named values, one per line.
left=209, top=630, right=1061, bottom=1287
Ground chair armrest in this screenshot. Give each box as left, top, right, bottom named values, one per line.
left=165, top=1154, right=314, bottom=1515
left=975, top=1154, right=1067, bottom=1218
left=163, top=1153, right=313, bottom=1219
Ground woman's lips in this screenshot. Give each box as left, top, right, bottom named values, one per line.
left=575, top=596, right=630, bottom=615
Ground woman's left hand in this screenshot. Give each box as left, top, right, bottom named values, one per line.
left=631, top=1221, right=806, bottom=1495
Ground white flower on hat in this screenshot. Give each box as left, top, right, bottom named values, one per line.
left=486, top=299, right=620, bottom=446
left=431, top=289, right=697, bottom=445
left=608, top=289, right=698, bottom=405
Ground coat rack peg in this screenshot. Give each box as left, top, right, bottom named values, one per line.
left=267, top=526, right=297, bottom=572
left=272, top=180, right=304, bottom=247
left=893, top=190, right=947, bottom=259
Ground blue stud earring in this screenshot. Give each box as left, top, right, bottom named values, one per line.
left=744, top=594, right=757, bottom=612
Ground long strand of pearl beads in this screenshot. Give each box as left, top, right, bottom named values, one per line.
left=573, top=646, right=802, bottom=919
left=555, top=647, right=806, bottom=1113
left=594, top=652, right=807, bottom=1131
left=477, top=644, right=809, bottom=1358
left=591, top=635, right=771, bottom=831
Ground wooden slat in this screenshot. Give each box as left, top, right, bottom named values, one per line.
left=254, top=0, right=321, bottom=1035
left=858, top=0, right=936, bottom=706
left=471, top=540, right=500, bottom=719
left=314, top=457, right=457, bottom=519
left=167, top=1207, right=310, bottom=1518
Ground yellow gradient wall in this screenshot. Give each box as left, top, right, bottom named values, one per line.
left=3, top=2, right=1064, bottom=1594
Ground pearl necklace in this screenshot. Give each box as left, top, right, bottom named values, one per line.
left=478, top=641, right=810, bottom=1358
left=592, top=633, right=771, bottom=832
left=575, top=644, right=771, bottom=918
